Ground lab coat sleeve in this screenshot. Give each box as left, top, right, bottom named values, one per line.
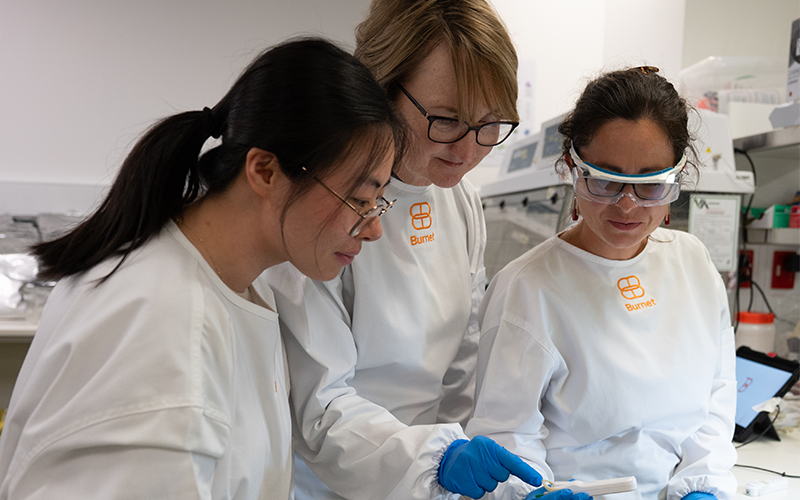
left=666, top=275, right=738, bottom=500
left=260, top=263, right=464, bottom=500
left=0, top=265, right=235, bottom=500
left=466, top=276, right=558, bottom=500
left=437, top=182, right=487, bottom=426
left=3, top=416, right=223, bottom=500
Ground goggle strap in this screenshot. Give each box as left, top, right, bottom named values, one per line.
left=569, top=144, right=685, bottom=183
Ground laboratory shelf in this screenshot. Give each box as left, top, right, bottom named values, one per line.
left=733, top=125, right=800, bottom=216
left=733, top=124, right=800, bottom=158
left=766, top=228, right=800, bottom=245
left=0, top=320, right=36, bottom=342
left=733, top=124, right=799, bottom=188
left=746, top=228, right=800, bottom=246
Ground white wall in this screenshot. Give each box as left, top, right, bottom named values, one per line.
left=467, top=0, right=686, bottom=188
left=2, top=0, right=796, bottom=209
left=496, top=0, right=686, bottom=133
left=493, top=0, right=798, bottom=137
left=0, top=0, right=689, bottom=209
left=0, top=0, right=370, bottom=213
left=682, top=0, right=799, bottom=68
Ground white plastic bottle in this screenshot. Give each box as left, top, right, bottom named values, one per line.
left=735, top=312, right=776, bottom=354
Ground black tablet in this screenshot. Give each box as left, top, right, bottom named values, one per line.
left=733, top=346, right=800, bottom=443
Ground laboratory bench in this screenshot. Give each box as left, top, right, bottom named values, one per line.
left=0, top=213, right=72, bottom=408
left=732, top=428, right=800, bottom=499
left=0, top=322, right=32, bottom=409
left=0, top=319, right=36, bottom=341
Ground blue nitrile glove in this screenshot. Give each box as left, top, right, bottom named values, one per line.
left=681, top=493, right=717, bottom=500
left=438, top=436, right=543, bottom=498
left=525, top=487, right=592, bottom=500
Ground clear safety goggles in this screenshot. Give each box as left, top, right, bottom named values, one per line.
left=569, top=144, right=685, bottom=207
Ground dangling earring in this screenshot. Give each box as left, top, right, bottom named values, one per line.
left=572, top=198, right=579, bottom=221
left=664, top=206, right=671, bottom=226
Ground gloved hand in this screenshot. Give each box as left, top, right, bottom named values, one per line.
left=438, top=436, right=542, bottom=498
left=681, top=493, right=717, bottom=500
left=525, top=486, right=592, bottom=500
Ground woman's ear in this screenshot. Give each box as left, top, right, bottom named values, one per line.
left=245, top=147, right=286, bottom=198
left=564, top=152, right=574, bottom=168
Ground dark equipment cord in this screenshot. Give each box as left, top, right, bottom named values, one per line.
left=733, top=149, right=757, bottom=333
left=733, top=464, right=800, bottom=479
left=733, top=407, right=800, bottom=478
left=730, top=149, right=793, bottom=330
left=748, top=281, right=775, bottom=316
left=735, top=407, right=781, bottom=449
left=729, top=150, right=799, bottom=480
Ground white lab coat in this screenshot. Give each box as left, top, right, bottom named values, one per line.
left=466, top=228, right=737, bottom=500
left=0, top=222, right=293, bottom=500
left=257, top=177, right=486, bottom=500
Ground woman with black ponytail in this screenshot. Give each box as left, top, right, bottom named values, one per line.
left=0, top=38, right=403, bottom=500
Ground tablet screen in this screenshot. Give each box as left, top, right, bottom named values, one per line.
left=735, top=357, right=794, bottom=428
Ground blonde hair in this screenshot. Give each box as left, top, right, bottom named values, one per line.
left=354, top=0, right=519, bottom=123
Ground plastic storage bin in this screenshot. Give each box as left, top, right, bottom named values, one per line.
left=679, top=56, right=786, bottom=113
left=748, top=205, right=791, bottom=229
left=790, top=205, right=800, bottom=228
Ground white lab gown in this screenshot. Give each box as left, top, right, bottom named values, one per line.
left=466, top=228, right=737, bottom=500
left=256, top=177, right=486, bottom=500
left=0, top=221, right=293, bottom=500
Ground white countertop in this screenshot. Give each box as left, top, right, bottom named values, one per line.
left=732, top=428, right=800, bottom=499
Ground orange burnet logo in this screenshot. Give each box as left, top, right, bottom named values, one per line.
left=410, top=202, right=434, bottom=246
left=617, top=275, right=656, bottom=312
left=410, top=202, right=431, bottom=230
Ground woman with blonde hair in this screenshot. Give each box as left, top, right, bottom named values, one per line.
left=258, top=2, right=588, bottom=500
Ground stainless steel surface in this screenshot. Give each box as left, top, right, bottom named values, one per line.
left=733, top=125, right=800, bottom=157
left=482, top=185, right=572, bottom=282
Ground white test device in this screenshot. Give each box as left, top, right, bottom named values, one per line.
left=542, top=476, right=638, bottom=496
left=744, top=478, right=789, bottom=497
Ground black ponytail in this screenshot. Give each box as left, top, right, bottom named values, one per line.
left=33, top=37, right=404, bottom=282
left=33, top=111, right=210, bottom=280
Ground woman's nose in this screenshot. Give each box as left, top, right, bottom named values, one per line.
left=614, top=186, right=640, bottom=212
left=358, top=217, right=383, bottom=241
left=448, top=132, right=484, bottom=163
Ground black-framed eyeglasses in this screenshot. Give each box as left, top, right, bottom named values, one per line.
left=397, top=84, right=518, bottom=147
left=301, top=167, right=395, bottom=237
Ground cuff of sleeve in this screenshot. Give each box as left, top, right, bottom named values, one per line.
left=386, top=423, right=466, bottom=500
left=671, top=471, right=736, bottom=500
left=681, top=492, right=718, bottom=500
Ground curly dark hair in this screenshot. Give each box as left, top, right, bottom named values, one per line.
left=557, top=67, right=698, bottom=178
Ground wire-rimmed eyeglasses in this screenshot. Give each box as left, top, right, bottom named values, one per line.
left=397, top=84, right=518, bottom=147
left=301, top=167, right=395, bottom=237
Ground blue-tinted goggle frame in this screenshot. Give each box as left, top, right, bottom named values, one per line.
left=569, top=145, right=685, bottom=207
